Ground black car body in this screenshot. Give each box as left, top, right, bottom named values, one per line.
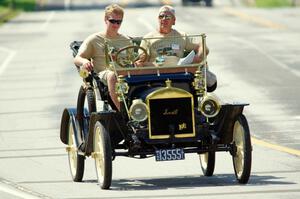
left=60, top=34, right=252, bottom=189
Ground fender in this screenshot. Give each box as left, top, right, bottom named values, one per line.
left=215, top=103, right=249, bottom=144
left=60, top=108, right=76, bottom=144
left=85, top=111, right=125, bottom=156
left=60, top=108, right=87, bottom=146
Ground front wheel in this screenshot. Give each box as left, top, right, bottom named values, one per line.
left=67, top=118, right=85, bottom=182
left=232, top=114, right=252, bottom=184
left=199, top=151, right=215, bottom=176
left=93, top=121, right=112, bottom=189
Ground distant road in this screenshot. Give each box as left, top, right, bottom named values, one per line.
left=36, top=0, right=240, bottom=10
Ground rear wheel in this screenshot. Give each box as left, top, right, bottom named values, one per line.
left=199, top=151, right=215, bottom=176
left=77, top=86, right=96, bottom=130
left=72, top=86, right=96, bottom=179
left=67, top=118, right=85, bottom=182
left=93, top=121, right=112, bottom=189
left=232, top=114, right=252, bottom=184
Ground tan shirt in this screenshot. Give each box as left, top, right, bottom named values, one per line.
left=140, top=29, right=198, bottom=63
left=78, top=32, right=132, bottom=73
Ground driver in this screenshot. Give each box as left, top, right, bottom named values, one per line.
left=74, top=4, right=131, bottom=110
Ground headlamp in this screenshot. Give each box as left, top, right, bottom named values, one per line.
left=129, top=99, right=148, bottom=122
left=199, top=93, right=221, bottom=118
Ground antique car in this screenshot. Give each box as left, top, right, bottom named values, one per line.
left=60, top=34, right=252, bottom=189
left=182, top=0, right=213, bottom=7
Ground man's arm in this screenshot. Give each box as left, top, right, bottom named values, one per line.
left=74, top=38, right=94, bottom=71
left=74, top=54, right=94, bottom=71
left=193, top=43, right=209, bottom=63
left=134, top=37, right=148, bottom=67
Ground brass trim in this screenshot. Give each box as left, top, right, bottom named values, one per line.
left=146, top=81, right=195, bottom=139
left=199, top=93, right=221, bottom=118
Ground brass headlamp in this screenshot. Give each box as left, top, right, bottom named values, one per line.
left=129, top=99, right=148, bottom=122
left=199, top=93, right=221, bottom=118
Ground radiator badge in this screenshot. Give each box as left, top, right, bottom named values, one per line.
left=179, top=123, right=187, bottom=130
left=163, top=109, right=178, bottom=116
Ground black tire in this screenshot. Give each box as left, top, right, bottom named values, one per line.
left=66, top=117, right=85, bottom=182
left=77, top=86, right=96, bottom=119
left=199, top=151, right=215, bottom=176
left=93, top=121, right=112, bottom=189
left=232, top=114, right=252, bottom=184
left=77, top=85, right=96, bottom=144
left=70, top=86, right=96, bottom=181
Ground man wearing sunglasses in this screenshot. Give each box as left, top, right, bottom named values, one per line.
left=135, top=5, right=216, bottom=90
left=74, top=4, right=131, bottom=110
left=136, top=5, right=209, bottom=66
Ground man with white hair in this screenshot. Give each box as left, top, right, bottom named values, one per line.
left=136, top=5, right=208, bottom=66
left=135, top=5, right=216, bottom=90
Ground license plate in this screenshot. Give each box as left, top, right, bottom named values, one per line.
left=155, top=148, right=185, bottom=161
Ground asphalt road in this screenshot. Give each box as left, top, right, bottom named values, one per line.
left=0, top=0, right=300, bottom=198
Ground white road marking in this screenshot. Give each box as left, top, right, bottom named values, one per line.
left=39, top=11, right=55, bottom=31
left=231, top=36, right=300, bottom=78
left=0, top=47, right=16, bottom=76
left=0, top=181, right=42, bottom=199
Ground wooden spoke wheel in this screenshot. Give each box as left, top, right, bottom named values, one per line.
left=67, top=118, right=85, bottom=182
left=199, top=151, right=215, bottom=176
left=93, top=121, right=112, bottom=189
left=232, top=114, right=252, bottom=184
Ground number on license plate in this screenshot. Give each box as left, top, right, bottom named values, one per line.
left=155, top=148, right=185, bottom=161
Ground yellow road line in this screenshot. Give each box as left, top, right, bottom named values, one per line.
left=161, top=0, right=172, bottom=5
left=252, top=136, right=300, bottom=157
left=223, top=7, right=286, bottom=30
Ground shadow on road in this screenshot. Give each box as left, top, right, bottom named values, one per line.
left=18, top=171, right=297, bottom=188
left=109, top=173, right=295, bottom=190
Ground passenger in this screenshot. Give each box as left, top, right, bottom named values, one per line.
left=74, top=4, right=131, bottom=110
left=135, top=5, right=208, bottom=66
left=135, top=5, right=216, bottom=90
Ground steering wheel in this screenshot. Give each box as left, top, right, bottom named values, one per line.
left=115, top=45, right=148, bottom=68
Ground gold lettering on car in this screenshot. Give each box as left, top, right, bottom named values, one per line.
left=179, top=123, right=187, bottom=130
left=163, top=109, right=178, bottom=115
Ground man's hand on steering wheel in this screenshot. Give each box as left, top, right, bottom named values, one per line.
left=115, top=45, right=148, bottom=68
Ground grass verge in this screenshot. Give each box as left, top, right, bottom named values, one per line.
left=0, top=0, right=36, bottom=24
left=0, top=0, right=36, bottom=11
left=255, top=0, right=292, bottom=7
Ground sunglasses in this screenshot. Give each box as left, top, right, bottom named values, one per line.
left=108, top=19, right=122, bottom=25
left=158, top=15, right=172, bottom=20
